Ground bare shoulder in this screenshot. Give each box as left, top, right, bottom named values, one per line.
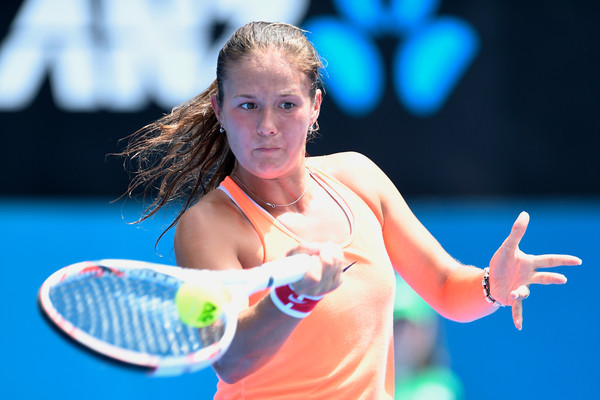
left=307, top=152, right=393, bottom=222
left=308, top=152, right=380, bottom=180
left=174, top=189, right=263, bottom=271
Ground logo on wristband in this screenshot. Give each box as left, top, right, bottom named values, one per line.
left=270, top=284, right=323, bottom=319
left=288, top=294, right=308, bottom=304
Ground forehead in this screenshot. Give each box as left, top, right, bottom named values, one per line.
left=222, top=49, right=310, bottom=97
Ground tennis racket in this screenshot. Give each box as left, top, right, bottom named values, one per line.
left=38, top=255, right=312, bottom=376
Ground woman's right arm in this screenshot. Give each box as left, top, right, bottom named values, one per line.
left=174, top=192, right=344, bottom=383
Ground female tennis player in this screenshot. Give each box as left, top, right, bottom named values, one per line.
left=120, top=21, right=581, bottom=399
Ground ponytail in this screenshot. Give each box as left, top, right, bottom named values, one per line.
left=118, top=79, right=234, bottom=242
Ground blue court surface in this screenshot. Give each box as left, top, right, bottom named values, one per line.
left=1, top=197, right=597, bottom=399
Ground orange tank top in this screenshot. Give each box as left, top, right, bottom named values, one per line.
left=214, top=165, right=396, bottom=399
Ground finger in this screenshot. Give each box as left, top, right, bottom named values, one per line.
left=318, top=242, right=338, bottom=266
left=512, top=300, right=524, bottom=331
left=502, top=211, right=530, bottom=250
left=510, top=285, right=530, bottom=300
left=530, top=271, right=567, bottom=285
left=325, top=243, right=346, bottom=280
left=302, top=243, right=344, bottom=294
left=534, top=254, right=583, bottom=269
left=301, top=255, right=324, bottom=282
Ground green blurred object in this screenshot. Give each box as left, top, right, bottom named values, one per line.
left=393, top=273, right=463, bottom=399
left=395, top=367, right=464, bottom=400
left=393, top=273, right=436, bottom=324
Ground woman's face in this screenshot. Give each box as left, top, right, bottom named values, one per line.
left=212, top=49, right=321, bottom=180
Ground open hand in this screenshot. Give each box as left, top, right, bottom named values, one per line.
left=488, top=211, right=582, bottom=330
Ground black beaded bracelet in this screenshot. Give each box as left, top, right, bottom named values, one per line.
left=482, top=267, right=505, bottom=307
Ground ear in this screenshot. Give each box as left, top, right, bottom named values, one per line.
left=211, top=94, right=222, bottom=123
left=310, top=89, right=322, bottom=124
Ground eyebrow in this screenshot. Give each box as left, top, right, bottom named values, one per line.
left=232, top=92, right=301, bottom=99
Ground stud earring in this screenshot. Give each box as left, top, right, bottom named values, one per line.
left=219, top=126, right=225, bottom=133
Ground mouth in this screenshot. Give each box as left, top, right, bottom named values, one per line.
left=255, top=147, right=280, bottom=153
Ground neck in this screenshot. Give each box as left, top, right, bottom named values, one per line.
left=231, top=167, right=310, bottom=209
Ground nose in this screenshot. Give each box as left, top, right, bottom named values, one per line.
left=257, top=108, right=277, bottom=136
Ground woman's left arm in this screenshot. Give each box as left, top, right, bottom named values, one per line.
left=333, top=152, right=581, bottom=329
left=374, top=162, right=498, bottom=323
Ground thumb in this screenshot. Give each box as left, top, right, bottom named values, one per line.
left=502, top=211, right=530, bottom=250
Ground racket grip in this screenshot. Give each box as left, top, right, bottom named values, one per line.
left=254, top=254, right=312, bottom=291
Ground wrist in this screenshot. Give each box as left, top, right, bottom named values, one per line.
left=482, top=267, right=506, bottom=307
left=270, top=284, right=324, bottom=318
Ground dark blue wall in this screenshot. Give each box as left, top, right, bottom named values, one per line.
left=1, top=0, right=598, bottom=197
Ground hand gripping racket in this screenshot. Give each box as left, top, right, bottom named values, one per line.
left=38, top=255, right=312, bottom=376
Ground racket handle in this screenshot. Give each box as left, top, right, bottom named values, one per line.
left=235, top=254, right=311, bottom=295
left=258, top=254, right=312, bottom=289
left=180, top=254, right=312, bottom=296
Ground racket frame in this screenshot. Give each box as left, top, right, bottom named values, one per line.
left=38, top=255, right=311, bottom=376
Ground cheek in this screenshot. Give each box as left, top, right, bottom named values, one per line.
left=292, top=116, right=311, bottom=140
left=285, top=130, right=309, bottom=158
left=222, top=109, right=246, bottom=131
left=225, top=131, right=247, bottom=157
left=223, top=114, right=251, bottom=143
left=223, top=125, right=248, bottom=158
left=291, top=126, right=309, bottom=146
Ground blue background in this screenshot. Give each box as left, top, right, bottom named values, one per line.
left=1, top=198, right=597, bottom=399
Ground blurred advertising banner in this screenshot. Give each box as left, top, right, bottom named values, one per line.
left=1, top=0, right=598, bottom=197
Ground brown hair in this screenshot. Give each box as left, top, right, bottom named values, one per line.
left=118, top=22, right=324, bottom=242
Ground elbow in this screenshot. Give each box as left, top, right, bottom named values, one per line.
left=213, top=362, right=244, bottom=384
left=435, top=303, right=487, bottom=324
left=431, top=291, right=482, bottom=323
left=444, top=313, right=480, bottom=324
left=213, top=356, right=258, bottom=384
left=215, top=371, right=242, bottom=385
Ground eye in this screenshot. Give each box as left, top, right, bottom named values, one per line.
left=240, top=102, right=257, bottom=110
left=281, top=102, right=296, bottom=111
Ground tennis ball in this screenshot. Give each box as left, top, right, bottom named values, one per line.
left=175, top=280, right=227, bottom=328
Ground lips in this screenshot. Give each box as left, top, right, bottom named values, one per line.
left=255, top=147, right=280, bottom=152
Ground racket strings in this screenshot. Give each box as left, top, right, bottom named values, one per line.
left=49, top=268, right=207, bottom=357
